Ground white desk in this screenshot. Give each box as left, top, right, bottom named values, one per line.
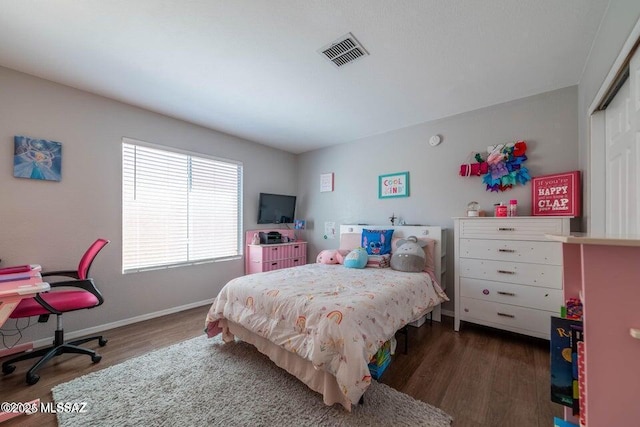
left=0, top=280, right=50, bottom=326
left=0, top=279, right=49, bottom=424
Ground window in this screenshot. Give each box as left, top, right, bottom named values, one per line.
left=122, top=138, right=243, bottom=273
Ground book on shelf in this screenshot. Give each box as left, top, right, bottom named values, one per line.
left=0, top=264, right=41, bottom=275
left=0, top=275, right=47, bottom=297
left=577, top=341, right=586, bottom=427
left=550, top=316, right=582, bottom=408
left=0, top=265, right=42, bottom=283
left=553, top=417, right=578, bottom=427
left=570, top=325, right=584, bottom=416
left=0, top=271, right=42, bottom=283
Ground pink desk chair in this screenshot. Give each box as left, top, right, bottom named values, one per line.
left=2, top=238, right=109, bottom=385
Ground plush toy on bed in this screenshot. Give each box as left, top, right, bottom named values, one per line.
left=316, top=249, right=340, bottom=264
left=390, top=236, right=427, bottom=272
left=343, top=247, right=368, bottom=269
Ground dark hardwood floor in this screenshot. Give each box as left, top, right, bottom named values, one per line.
left=384, top=317, right=562, bottom=426
left=0, top=307, right=562, bottom=426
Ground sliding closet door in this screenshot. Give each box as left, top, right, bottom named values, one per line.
left=604, top=48, right=640, bottom=235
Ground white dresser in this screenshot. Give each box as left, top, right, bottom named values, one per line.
left=454, top=217, right=570, bottom=339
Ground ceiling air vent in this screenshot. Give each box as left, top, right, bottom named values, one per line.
left=319, top=33, right=369, bottom=68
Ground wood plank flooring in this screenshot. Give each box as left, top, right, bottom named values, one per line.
left=0, top=307, right=562, bottom=426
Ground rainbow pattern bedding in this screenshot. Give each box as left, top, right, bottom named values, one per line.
left=205, top=263, right=448, bottom=405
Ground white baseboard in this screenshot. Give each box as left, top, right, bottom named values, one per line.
left=30, top=298, right=214, bottom=350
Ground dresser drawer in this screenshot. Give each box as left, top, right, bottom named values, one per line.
left=251, top=243, right=306, bottom=262
left=459, top=258, right=563, bottom=289
left=290, top=243, right=306, bottom=258
left=459, top=239, right=562, bottom=265
left=283, top=257, right=306, bottom=268
left=459, top=297, right=554, bottom=337
left=262, top=260, right=285, bottom=271
left=459, top=218, right=566, bottom=241
left=262, top=246, right=288, bottom=262
left=460, top=277, right=562, bottom=312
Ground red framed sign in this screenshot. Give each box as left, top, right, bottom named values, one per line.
left=531, top=171, right=581, bottom=217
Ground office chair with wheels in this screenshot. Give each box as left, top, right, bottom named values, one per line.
left=2, top=238, right=110, bottom=385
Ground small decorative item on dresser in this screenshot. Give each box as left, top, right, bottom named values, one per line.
left=467, top=201, right=480, bottom=217
left=508, top=199, right=518, bottom=217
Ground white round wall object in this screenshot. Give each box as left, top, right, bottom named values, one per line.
left=429, top=135, right=442, bottom=146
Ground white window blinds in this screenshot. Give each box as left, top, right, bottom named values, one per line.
left=122, top=139, right=243, bottom=273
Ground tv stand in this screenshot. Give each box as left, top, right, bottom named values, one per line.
left=244, top=229, right=307, bottom=274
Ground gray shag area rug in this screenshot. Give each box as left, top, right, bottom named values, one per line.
left=53, top=334, right=452, bottom=426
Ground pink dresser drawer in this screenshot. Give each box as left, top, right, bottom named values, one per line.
left=290, top=243, right=306, bottom=257
left=263, top=260, right=284, bottom=271
left=246, top=240, right=307, bottom=274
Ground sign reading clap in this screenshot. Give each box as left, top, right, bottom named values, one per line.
left=531, top=171, right=581, bottom=216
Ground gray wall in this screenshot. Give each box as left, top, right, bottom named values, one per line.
left=9, top=6, right=630, bottom=341
left=297, top=86, right=579, bottom=312
left=577, top=1, right=640, bottom=230
left=0, top=66, right=297, bottom=347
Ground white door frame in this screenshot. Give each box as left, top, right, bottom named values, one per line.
left=588, top=18, right=640, bottom=234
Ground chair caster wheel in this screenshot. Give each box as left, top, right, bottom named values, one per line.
left=2, top=364, right=16, bottom=375
left=92, top=354, right=102, bottom=363
left=26, top=373, right=40, bottom=385
left=98, top=338, right=108, bottom=347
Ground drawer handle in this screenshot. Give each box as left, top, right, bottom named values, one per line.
left=497, top=270, right=515, bottom=275
left=271, top=262, right=278, bottom=266
left=294, top=245, right=299, bottom=249
left=497, top=312, right=515, bottom=318
left=497, top=291, right=516, bottom=296
left=498, top=249, right=515, bottom=253
left=498, top=227, right=515, bottom=231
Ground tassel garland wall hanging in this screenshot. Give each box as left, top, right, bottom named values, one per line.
left=459, top=140, right=531, bottom=192
left=483, top=140, right=530, bottom=192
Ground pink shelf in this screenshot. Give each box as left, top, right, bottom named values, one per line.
left=549, top=234, right=640, bottom=426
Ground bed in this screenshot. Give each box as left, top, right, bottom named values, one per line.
left=205, top=225, right=449, bottom=410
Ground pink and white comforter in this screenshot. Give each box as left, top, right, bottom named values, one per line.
left=205, top=263, right=448, bottom=404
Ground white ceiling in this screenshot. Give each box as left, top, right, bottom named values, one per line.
left=0, top=1, right=609, bottom=154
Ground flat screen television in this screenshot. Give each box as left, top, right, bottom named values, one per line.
left=257, top=193, right=297, bottom=224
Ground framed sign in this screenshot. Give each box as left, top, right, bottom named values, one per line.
left=532, top=171, right=581, bottom=216
left=320, top=172, right=334, bottom=192
left=378, top=171, right=409, bottom=199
